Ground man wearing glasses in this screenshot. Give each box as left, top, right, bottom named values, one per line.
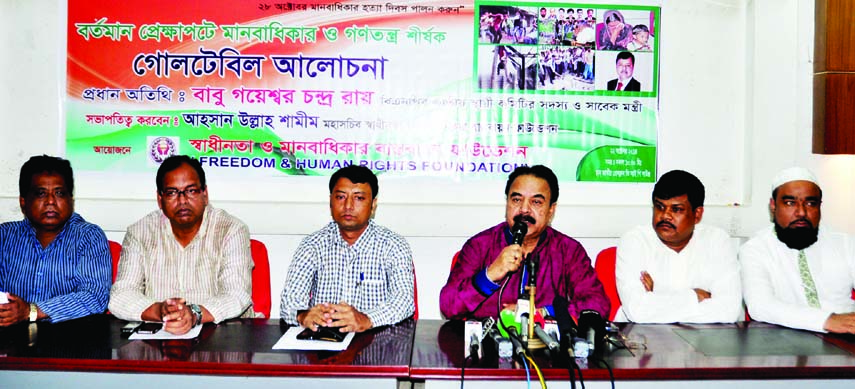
left=740, top=167, right=855, bottom=333
left=110, top=155, right=253, bottom=335
left=0, top=155, right=111, bottom=325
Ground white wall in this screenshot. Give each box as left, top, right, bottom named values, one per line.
left=2, top=0, right=852, bottom=320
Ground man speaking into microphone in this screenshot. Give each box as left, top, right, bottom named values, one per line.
left=440, top=165, right=609, bottom=320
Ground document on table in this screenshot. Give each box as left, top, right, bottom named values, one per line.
left=128, top=324, right=203, bottom=340
left=272, top=326, right=355, bottom=351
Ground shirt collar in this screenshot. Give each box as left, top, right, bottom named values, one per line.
left=22, top=212, right=81, bottom=246
left=332, top=219, right=375, bottom=248
left=161, top=206, right=211, bottom=245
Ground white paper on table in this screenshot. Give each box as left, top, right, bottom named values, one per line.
left=272, top=326, right=355, bottom=351
left=128, top=323, right=203, bottom=340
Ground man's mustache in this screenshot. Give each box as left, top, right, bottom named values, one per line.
left=514, top=214, right=537, bottom=225
left=656, top=221, right=675, bottom=229
left=787, top=218, right=814, bottom=229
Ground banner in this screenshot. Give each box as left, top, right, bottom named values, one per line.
left=67, top=1, right=660, bottom=182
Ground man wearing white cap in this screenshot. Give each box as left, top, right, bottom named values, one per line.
left=740, top=167, right=855, bottom=333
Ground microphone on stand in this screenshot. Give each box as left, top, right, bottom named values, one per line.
left=553, top=295, right=579, bottom=350
left=527, top=254, right=538, bottom=340
left=577, top=310, right=606, bottom=358
left=534, top=325, right=561, bottom=356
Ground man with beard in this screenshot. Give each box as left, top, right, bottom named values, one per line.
left=440, top=165, right=609, bottom=321
left=740, top=167, right=855, bottom=333
left=616, top=170, right=741, bottom=323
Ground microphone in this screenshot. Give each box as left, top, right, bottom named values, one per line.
left=534, top=325, right=561, bottom=355
left=485, top=327, right=513, bottom=358
left=520, top=313, right=529, bottom=343
left=552, top=295, right=578, bottom=344
left=577, top=309, right=605, bottom=357
left=526, top=254, right=538, bottom=339
left=505, top=326, right=526, bottom=358
left=464, top=320, right=484, bottom=360
left=510, top=215, right=528, bottom=246
left=468, top=332, right=481, bottom=360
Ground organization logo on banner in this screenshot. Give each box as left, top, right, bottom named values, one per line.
left=147, top=136, right=179, bottom=165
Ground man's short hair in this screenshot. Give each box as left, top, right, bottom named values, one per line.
left=19, top=155, right=74, bottom=197
left=652, top=170, right=705, bottom=210
left=329, top=165, right=379, bottom=199
left=156, top=155, right=207, bottom=192
left=504, top=165, right=559, bottom=205
left=616, top=51, right=635, bottom=65
left=632, top=24, right=649, bottom=35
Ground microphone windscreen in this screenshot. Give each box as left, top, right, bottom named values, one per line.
left=510, top=216, right=528, bottom=245
left=498, top=309, right=520, bottom=338
left=577, top=310, right=605, bottom=351
left=552, top=295, right=576, bottom=337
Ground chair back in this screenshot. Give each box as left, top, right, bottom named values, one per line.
left=413, top=263, right=419, bottom=320
left=595, top=247, right=621, bottom=321
left=250, top=239, right=272, bottom=319
left=109, top=240, right=122, bottom=283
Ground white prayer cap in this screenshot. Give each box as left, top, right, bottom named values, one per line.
left=771, top=167, right=819, bottom=194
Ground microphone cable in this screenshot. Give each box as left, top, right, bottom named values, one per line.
left=520, top=351, right=532, bottom=389
left=460, top=353, right=473, bottom=389
left=495, top=266, right=549, bottom=389
left=574, top=361, right=586, bottom=389
left=460, top=276, right=510, bottom=389
left=594, top=358, right=615, bottom=389
left=565, top=362, right=578, bottom=389
left=525, top=354, right=547, bottom=389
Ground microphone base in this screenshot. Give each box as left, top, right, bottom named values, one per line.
left=526, top=337, right=546, bottom=351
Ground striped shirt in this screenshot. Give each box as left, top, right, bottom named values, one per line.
left=0, top=213, right=111, bottom=322
left=280, top=220, right=414, bottom=327
left=109, top=205, right=253, bottom=323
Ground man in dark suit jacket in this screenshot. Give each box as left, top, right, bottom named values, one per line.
left=607, top=51, right=641, bottom=91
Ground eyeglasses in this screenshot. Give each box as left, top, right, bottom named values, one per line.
left=31, top=189, right=69, bottom=199
left=160, top=187, right=203, bottom=200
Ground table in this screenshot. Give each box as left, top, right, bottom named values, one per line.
left=410, top=320, right=855, bottom=389
left=4, top=317, right=855, bottom=389
left=0, top=314, right=415, bottom=389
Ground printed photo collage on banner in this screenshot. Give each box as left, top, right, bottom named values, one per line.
left=476, top=3, right=657, bottom=93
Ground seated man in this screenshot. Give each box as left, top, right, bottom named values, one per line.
left=616, top=170, right=741, bottom=323
left=110, top=155, right=253, bottom=335
left=0, top=155, right=111, bottom=325
left=280, top=165, right=414, bottom=333
left=440, top=165, right=609, bottom=320
left=740, top=167, right=855, bottom=333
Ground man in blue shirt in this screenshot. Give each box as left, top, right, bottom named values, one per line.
left=0, top=155, right=111, bottom=325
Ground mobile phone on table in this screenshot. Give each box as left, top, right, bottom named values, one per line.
left=121, top=321, right=143, bottom=334
left=136, top=322, right=163, bottom=334
left=296, top=326, right=345, bottom=342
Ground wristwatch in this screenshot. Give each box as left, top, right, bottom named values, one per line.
left=28, top=303, right=37, bottom=322
left=189, top=304, right=202, bottom=327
